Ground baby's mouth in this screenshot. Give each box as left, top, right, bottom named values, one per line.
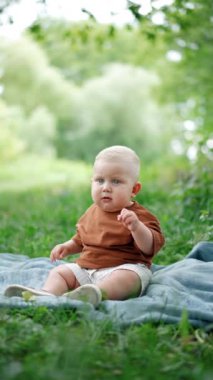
left=102, top=196, right=112, bottom=201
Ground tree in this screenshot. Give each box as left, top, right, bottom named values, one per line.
left=1, top=1, right=212, bottom=163
left=28, top=18, right=166, bottom=85
left=127, top=0, right=213, bottom=157
left=61, top=64, right=175, bottom=162
left=0, top=100, right=26, bottom=161
left=0, top=36, right=77, bottom=118
left=0, top=35, right=78, bottom=160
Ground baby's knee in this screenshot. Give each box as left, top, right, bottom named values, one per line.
left=49, top=264, right=66, bottom=276
left=49, top=264, right=78, bottom=289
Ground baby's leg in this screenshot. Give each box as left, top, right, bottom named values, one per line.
left=96, top=269, right=141, bottom=300
left=42, top=265, right=80, bottom=296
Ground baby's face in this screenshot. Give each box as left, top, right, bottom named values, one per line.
left=91, top=159, right=137, bottom=212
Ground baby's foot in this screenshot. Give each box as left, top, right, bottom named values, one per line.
left=64, top=284, right=102, bottom=307
left=4, top=284, right=52, bottom=298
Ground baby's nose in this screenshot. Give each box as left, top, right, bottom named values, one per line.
left=103, top=181, right=111, bottom=191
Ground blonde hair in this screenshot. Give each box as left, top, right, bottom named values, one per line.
left=94, top=145, right=140, bottom=181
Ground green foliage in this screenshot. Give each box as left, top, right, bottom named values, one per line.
left=173, top=158, right=212, bottom=222
left=0, top=36, right=77, bottom=117
left=165, top=153, right=213, bottom=258
left=0, top=0, right=212, bottom=167
left=123, top=1, right=213, bottom=167
left=28, top=19, right=165, bottom=84
left=0, top=33, right=176, bottom=162
left=23, top=106, right=56, bottom=156
left=0, top=100, right=26, bottom=161
left=0, top=36, right=79, bottom=161
left=138, top=0, right=213, bottom=151
left=1, top=4, right=212, bottom=164
left=60, top=63, right=174, bottom=161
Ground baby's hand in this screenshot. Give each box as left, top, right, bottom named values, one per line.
left=50, top=243, right=70, bottom=262
left=117, top=208, right=140, bottom=232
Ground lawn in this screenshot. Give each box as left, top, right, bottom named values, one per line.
left=0, top=157, right=212, bottom=380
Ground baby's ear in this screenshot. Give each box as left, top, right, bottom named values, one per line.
left=132, top=182, right=142, bottom=197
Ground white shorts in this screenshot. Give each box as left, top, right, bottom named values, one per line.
left=65, top=262, right=152, bottom=296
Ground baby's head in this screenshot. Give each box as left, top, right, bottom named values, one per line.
left=94, top=145, right=140, bottom=183
left=92, top=146, right=141, bottom=212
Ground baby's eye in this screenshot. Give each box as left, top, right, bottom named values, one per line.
left=111, top=179, right=121, bottom=185
left=95, top=177, right=104, bottom=184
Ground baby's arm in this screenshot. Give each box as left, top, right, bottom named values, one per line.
left=50, top=239, right=82, bottom=262
left=117, top=208, right=153, bottom=255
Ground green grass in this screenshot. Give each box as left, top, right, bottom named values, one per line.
left=0, top=156, right=212, bottom=380
left=0, top=155, right=91, bottom=192
left=0, top=308, right=212, bottom=380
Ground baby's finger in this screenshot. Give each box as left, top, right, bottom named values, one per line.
left=117, top=213, right=122, bottom=221
left=50, top=245, right=61, bottom=261
left=120, top=208, right=128, bottom=216
left=50, top=250, right=57, bottom=262
left=121, top=212, right=132, bottom=224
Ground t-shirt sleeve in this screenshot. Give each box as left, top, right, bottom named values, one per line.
left=72, top=228, right=83, bottom=248
left=134, top=203, right=165, bottom=256
left=71, top=208, right=89, bottom=248
left=143, top=217, right=165, bottom=256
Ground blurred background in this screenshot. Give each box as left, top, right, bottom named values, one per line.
left=0, top=0, right=212, bottom=259
left=0, top=1, right=212, bottom=224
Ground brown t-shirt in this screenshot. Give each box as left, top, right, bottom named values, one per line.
left=73, top=201, right=165, bottom=269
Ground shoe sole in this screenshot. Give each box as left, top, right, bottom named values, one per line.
left=64, top=284, right=102, bottom=307
left=4, top=285, right=52, bottom=298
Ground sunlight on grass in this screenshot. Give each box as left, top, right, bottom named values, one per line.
left=0, top=155, right=92, bottom=192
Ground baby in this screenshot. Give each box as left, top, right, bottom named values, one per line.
left=4, top=145, right=165, bottom=306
